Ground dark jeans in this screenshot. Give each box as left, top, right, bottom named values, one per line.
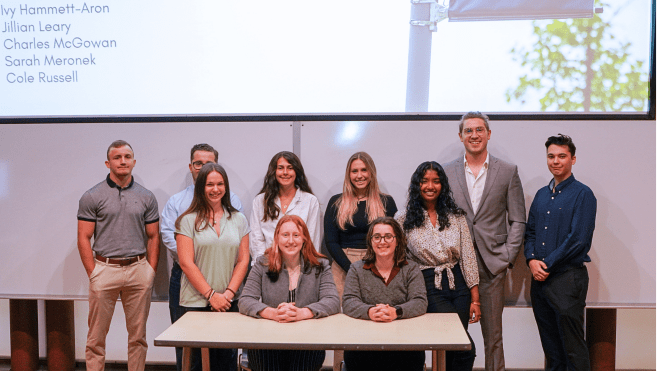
left=246, top=349, right=325, bottom=371
left=423, top=266, right=476, bottom=371
left=531, top=266, right=590, bottom=371
left=344, top=350, right=425, bottom=371
left=177, top=297, right=239, bottom=371
left=169, top=262, right=184, bottom=371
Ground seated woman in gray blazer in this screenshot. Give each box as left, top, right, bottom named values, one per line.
left=342, top=216, right=428, bottom=371
left=239, top=215, right=340, bottom=371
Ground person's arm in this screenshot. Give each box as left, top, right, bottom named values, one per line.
left=304, top=260, right=341, bottom=318
left=468, top=285, right=481, bottom=324
left=384, top=195, right=398, bottom=217
left=77, top=220, right=96, bottom=277
left=397, top=264, right=428, bottom=319
left=306, top=195, right=323, bottom=252
left=160, top=197, right=180, bottom=263
left=341, top=264, right=374, bottom=320
left=504, top=166, right=527, bottom=267
left=224, top=234, right=249, bottom=302
left=249, top=196, right=268, bottom=262
left=238, top=259, right=271, bottom=318
left=523, top=195, right=538, bottom=263
left=542, top=189, right=597, bottom=271
left=458, top=215, right=480, bottom=289
left=145, top=221, right=160, bottom=271
left=524, top=194, right=549, bottom=281
left=324, top=196, right=352, bottom=272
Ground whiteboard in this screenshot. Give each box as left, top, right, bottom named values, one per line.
left=301, top=120, right=655, bottom=305
left=0, top=121, right=292, bottom=298
left=0, top=120, right=655, bottom=305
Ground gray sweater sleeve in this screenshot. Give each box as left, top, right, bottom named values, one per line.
left=304, top=260, right=341, bottom=318
left=342, top=263, right=374, bottom=320
left=398, top=262, right=428, bottom=319
left=238, top=259, right=270, bottom=318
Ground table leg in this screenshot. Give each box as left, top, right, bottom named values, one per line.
left=182, top=347, right=192, bottom=371
left=202, top=348, right=210, bottom=371
left=431, top=350, right=446, bottom=371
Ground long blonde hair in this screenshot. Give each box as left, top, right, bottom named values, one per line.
left=334, top=152, right=388, bottom=230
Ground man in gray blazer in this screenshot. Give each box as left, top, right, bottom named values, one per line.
left=443, top=111, right=526, bottom=371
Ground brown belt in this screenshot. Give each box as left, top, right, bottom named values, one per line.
left=95, top=253, right=145, bottom=266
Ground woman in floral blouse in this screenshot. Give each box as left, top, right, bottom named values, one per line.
left=395, top=161, right=480, bottom=371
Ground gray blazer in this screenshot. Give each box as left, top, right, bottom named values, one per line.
left=443, top=155, right=526, bottom=275
left=238, top=255, right=340, bottom=318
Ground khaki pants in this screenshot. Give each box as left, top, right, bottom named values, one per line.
left=331, top=248, right=368, bottom=302
left=86, top=257, right=155, bottom=371
left=331, top=248, right=366, bottom=371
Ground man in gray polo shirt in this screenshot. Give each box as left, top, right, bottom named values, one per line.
left=77, top=140, right=160, bottom=371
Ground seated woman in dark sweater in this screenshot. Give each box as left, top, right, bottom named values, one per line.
left=342, top=216, right=428, bottom=371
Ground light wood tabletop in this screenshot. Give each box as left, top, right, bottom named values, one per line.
left=155, top=312, right=470, bottom=370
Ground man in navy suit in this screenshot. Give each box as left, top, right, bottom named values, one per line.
left=443, top=112, right=526, bottom=371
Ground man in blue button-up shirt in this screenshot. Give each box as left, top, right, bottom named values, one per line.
left=524, top=134, right=597, bottom=371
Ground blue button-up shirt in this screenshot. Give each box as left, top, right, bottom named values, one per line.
left=524, top=174, right=597, bottom=274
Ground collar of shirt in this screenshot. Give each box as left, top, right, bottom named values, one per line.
left=362, top=260, right=408, bottom=286
left=106, top=174, right=134, bottom=189
left=548, top=174, right=576, bottom=193
left=463, top=152, right=490, bottom=177
left=277, top=187, right=301, bottom=209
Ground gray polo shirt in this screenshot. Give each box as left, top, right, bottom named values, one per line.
left=78, top=175, right=159, bottom=258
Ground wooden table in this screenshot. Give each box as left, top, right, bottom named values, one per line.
left=154, top=312, right=470, bottom=371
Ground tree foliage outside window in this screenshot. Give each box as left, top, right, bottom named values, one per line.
left=506, top=2, right=649, bottom=112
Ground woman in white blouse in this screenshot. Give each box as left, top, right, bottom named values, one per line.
left=250, top=151, right=322, bottom=262
left=395, top=161, right=480, bottom=371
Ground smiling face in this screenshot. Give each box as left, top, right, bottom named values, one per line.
left=275, top=157, right=296, bottom=188
left=189, top=150, right=216, bottom=182
left=459, top=117, right=491, bottom=157
left=420, top=169, right=442, bottom=206
left=204, top=171, right=226, bottom=207
left=277, top=221, right=304, bottom=262
left=349, top=159, right=371, bottom=193
left=105, top=145, right=136, bottom=181
left=371, top=223, right=397, bottom=263
left=546, top=144, right=576, bottom=183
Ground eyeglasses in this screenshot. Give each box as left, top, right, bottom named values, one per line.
left=371, top=234, right=395, bottom=243
left=192, top=161, right=214, bottom=170
left=462, top=127, right=487, bottom=135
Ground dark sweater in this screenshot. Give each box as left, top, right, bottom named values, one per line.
left=323, top=194, right=397, bottom=272
left=342, top=260, right=427, bottom=320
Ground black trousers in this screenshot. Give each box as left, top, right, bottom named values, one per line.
left=169, top=262, right=184, bottom=371
left=423, top=266, right=476, bottom=371
left=246, top=349, right=325, bottom=371
left=530, top=266, right=590, bottom=371
left=344, top=349, right=425, bottom=371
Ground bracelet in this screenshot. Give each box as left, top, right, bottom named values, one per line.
left=471, top=302, right=481, bottom=306
left=226, top=287, right=236, bottom=296
left=207, top=290, right=216, bottom=301
left=204, top=288, right=213, bottom=298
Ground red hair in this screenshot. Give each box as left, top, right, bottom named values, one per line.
left=263, top=215, right=326, bottom=275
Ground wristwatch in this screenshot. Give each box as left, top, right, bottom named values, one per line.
left=395, top=306, right=403, bottom=319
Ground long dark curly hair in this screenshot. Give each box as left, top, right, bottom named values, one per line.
left=403, top=161, right=465, bottom=232
left=258, top=151, right=314, bottom=221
